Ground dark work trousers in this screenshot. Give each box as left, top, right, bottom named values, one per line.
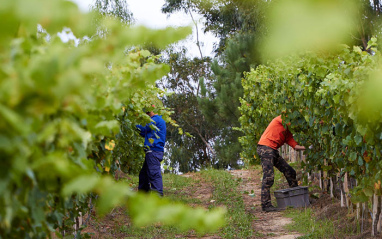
left=257, top=145, right=298, bottom=208
left=138, top=151, right=164, bottom=196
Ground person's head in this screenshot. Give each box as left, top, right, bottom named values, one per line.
left=142, top=104, right=156, bottom=115
left=146, top=111, right=155, bottom=117
left=142, top=97, right=163, bottom=116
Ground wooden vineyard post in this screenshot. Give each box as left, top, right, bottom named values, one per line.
left=280, top=145, right=283, bottom=158
left=344, top=172, right=350, bottom=209
left=339, top=171, right=346, bottom=207
left=301, top=150, right=307, bottom=182
left=319, top=159, right=328, bottom=192
left=280, top=145, right=287, bottom=160
left=62, top=221, right=65, bottom=237
left=73, top=211, right=83, bottom=236
left=290, top=147, right=296, bottom=163
left=362, top=203, right=365, bottom=233
left=372, top=195, right=381, bottom=236
left=323, top=159, right=328, bottom=192
left=296, top=147, right=298, bottom=162
left=74, top=216, right=78, bottom=236
left=283, top=145, right=287, bottom=159
left=378, top=199, right=382, bottom=233
left=356, top=180, right=361, bottom=221
left=357, top=202, right=360, bottom=221
left=330, top=176, right=334, bottom=198
left=300, top=150, right=305, bottom=164
left=296, top=149, right=301, bottom=162
left=340, top=186, right=345, bottom=207
left=79, top=212, right=83, bottom=231
left=372, top=194, right=377, bottom=236
left=281, top=145, right=286, bottom=160
left=286, top=145, right=290, bottom=161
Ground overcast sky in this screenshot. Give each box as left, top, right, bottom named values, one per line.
left=69, top=0, right=216, bottom=57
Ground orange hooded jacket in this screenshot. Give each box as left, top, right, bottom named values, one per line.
left=258, top=115, right=298, bottom=150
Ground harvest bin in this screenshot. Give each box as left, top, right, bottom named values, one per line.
left=274, top=186, right=310, bottom=209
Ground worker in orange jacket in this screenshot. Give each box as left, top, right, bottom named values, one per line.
left=257, top=115, right=305, bottom=212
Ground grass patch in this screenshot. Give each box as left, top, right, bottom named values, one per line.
left=126, top=173, right=193, bottom=190
left=200, top=169, right=255, bottom=238
left=283, top=207, right=359, bottom=239
left=284, top=208, right=335, bottom=238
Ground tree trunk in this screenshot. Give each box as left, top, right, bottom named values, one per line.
left=184, top=119, right=216, bottom=160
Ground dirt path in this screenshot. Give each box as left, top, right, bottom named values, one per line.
left=229, top=169, right=302, bottom=239
left=83, top=167, right=304, bottom=238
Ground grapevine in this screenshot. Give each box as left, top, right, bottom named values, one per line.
left=240, top=38, right=382, bottom=204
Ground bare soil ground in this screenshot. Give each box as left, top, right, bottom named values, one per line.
left=229, top=169, right=302, bottom=239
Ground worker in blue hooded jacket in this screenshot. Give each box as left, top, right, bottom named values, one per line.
left=136, top=110, right=166, bottom=196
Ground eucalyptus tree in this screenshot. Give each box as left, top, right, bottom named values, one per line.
left=162, top=0, right=265, bottom=168
left=158, top=47, right=219, bottom=172
left=162, top=0, right=265, bottom=54
left=358, top=0, right=382, bottom=49
left=92, top=0, right=135, bottom=24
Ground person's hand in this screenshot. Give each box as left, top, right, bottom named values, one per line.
left=295, top=145, right=305, bottom=151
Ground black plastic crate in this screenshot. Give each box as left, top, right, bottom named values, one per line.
left=274, top=186, right=310, bottom=209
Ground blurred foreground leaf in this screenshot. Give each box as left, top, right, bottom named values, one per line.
left=261, top=0, right=359, bottom=60
left=128, top=193, right=226, bottom=233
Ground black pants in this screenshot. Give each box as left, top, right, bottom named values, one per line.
left=257, top=145, right=297, bottom=208
left=138, top=151, right=164, bottom=196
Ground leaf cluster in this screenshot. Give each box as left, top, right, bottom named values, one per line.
left=0, top=0, right=224, bottom=237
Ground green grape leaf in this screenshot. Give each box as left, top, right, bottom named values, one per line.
left=62, top=175, right=100, bottom=196
left=364, top=188, right=374, bottom=197
left=354, top=135, right=363, bottom=146
left=349, top=152, right=357, bottom=162
left=358, top=156, right=364, bottom=166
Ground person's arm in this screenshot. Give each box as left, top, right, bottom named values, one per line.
left=135, top=125, right=145, bottom=137
left=285, top=129, right=298, bottom=148
left=285, top=129, right=305, bottom=150
left=294, top=145, right=306, bottom=151
left=136, top=123, right=153, bottom=137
